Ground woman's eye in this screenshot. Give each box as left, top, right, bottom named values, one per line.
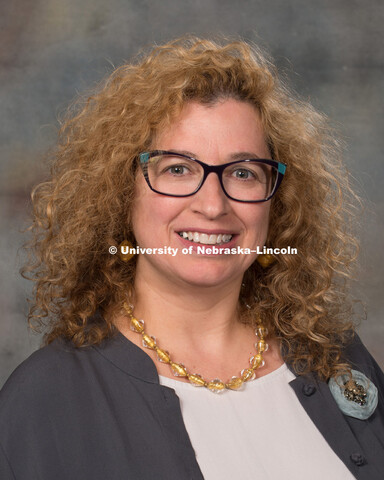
left=167, top=165, right=188, bottom=175
left=232, top=168, right=256, bottom=180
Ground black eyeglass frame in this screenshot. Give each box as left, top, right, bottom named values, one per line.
left=139, top=150, right=287, bottom=203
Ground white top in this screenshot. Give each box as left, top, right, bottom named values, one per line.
left=159, top=363, right=356, bottom=480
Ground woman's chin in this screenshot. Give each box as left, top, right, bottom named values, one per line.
left=136, top=250, right=249, bottom=290
left=168, top=262, right=244, bottom=289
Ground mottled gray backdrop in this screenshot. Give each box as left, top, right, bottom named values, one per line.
left=1, top=0, right=383, bottom=387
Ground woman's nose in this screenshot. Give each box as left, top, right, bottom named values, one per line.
left=189, top=172, right=230, bottom=219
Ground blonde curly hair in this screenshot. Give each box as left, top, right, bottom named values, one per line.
left=22, top=37, right=360, bottom=380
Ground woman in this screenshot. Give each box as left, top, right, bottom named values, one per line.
left=0, top=37, right=383, bottom=479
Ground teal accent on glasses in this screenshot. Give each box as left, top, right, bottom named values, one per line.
left=140, top=152, right=150, bottom=164
left=278, top=163, right=286, bottom=175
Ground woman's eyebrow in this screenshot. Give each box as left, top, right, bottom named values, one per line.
left=165, top=150, right=263, bottom=160
left=229, top=152, right=262, bottom=160
left=169, top=149, right=196, bottom=157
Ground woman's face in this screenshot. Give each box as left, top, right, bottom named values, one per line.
left=131, top=99, right=271, bottom=289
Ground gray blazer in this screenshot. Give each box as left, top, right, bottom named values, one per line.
left=1, top=311, right=383, bottom=479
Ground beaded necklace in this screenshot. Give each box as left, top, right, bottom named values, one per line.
left=123, top=302, right=268, bottom=393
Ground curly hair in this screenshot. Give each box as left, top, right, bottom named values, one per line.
left=22, top=36, right=361, bottom=380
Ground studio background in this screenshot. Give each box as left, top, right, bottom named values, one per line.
left=1, top=0, right=383, bottom=387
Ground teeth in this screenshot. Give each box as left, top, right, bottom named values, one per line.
left=208, top=235, right=216, bottom=245
left=178, top=231, right=233, bottom=245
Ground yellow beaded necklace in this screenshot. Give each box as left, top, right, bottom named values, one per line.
left=123, top=302, right=268, bottom=393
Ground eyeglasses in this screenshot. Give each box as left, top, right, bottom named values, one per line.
left=139, top=150, right=286, bottom=203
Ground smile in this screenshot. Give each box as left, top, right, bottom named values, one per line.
left=178, top=231, right=233, bottom=245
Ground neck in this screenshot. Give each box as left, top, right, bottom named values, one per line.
left=132, top=266, right=244, bottom=353
left=123, top=269, right=259, bottom=383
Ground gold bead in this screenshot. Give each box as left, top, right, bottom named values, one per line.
left=226, top=376, right=244, bottom=390
left=119, top=240, right=135, bottom=262
left=207, top=379, right=226, bottom=393
left=257, top=326, right=268, bottom=338
left=170, top=362, right=188, bottom=377
left=241, top=368, right=256, bottom=382
left=123, top=302, right=133, bottom=314
left=188, top=373, right=206, bottom=387
left=250, top=354, right=263, bottom=369
left=156, top=348, right=171, bottom=364
left=142, top=333, right=156, bottom=349
left=256, top=253, right=276, bottom=268
left=256, top=340, right=268, bottom=353
left=130, top=317, right=144, bottom=333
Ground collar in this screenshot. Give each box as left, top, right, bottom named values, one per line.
left=91, top=309, right=304, bottom=385
left=91, top=310, right=161, bottom=384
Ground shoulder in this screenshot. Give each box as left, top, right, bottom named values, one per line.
left=2, top=337, right=82, bottom=380
left=4, top=337, right=72, bottom=374
left=0, top=338, right=94, bottom=409
left=340, top=331, right=384, bottom=393
left=342, top=332, right=383, bottom=376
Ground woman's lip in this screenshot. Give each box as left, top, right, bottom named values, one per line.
left=176, top=232, right=239, bottom=250
left=175, top=228, right=237, bottom=235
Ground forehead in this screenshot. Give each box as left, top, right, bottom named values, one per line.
left=153, top=99, right=270, bottom=159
